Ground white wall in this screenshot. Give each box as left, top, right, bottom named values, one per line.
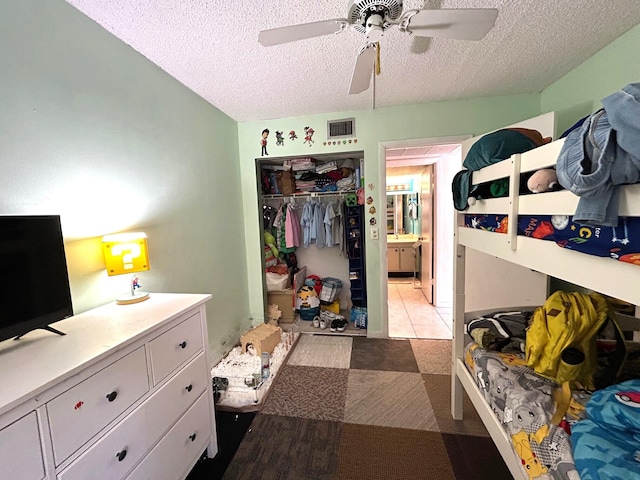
left=434, top=148, right=461, bottom=307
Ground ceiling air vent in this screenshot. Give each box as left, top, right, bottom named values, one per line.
left=327, top=118, right=355, bottom=139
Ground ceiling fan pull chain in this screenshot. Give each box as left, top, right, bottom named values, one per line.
left=375, top=42, right=381, bottom=75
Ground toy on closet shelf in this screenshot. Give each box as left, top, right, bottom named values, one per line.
left=527, top=169, right=559, bottom=193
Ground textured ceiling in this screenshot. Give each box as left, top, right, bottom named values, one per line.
left=65, top=0, right=640, bottom=122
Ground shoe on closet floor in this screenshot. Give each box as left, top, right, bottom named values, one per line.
left=330, top=319, right=339, bottom=332
left=321, top=311, right=337, bottom=322
left=319, top=318, right=328, bottom=329
left=337, top=319, right=347, bottom=332
left=312, top=316, right=320, bottom=328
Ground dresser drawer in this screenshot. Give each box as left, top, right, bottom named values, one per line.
left=57, top=354, right=208, bottom=480
left=57, top=399, right=149, bottom=480
left=126, top=393, right=211, bottom=480
left=48, top=347, right=149, bottom=465
left=0, top=412, right=45, bottom=480
left=149, top=313, right=203, bottom=385
left=145, top=352, right=208, bottom=443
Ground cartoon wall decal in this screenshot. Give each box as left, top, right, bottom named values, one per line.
left=369, top=217, right=377, bottom=226
left=368, top=183, right=375, bottom=191
left=275, top=130, right=284, bottom=146
left=260, top=128, right=269, bottom=156
left=304, top=126, right=315, bottom=146
left=369, top=206, right=376, bottom=214
left=289, top=130, right=297, bottom=141
left=366, top=196, right=373, bottom=205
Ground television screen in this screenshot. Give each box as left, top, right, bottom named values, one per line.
left=0, top=215, right=73, bottom=342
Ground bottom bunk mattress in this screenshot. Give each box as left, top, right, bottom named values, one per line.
left=464, top=343, right=590, bottom=480
left=464, top=214, right=640, bottom=266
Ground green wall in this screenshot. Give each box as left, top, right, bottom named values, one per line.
left=0, top=0, right=250, bottom=362
left=238, top=94, right=540, bottom=335
left=541, top=24, right=640, bottom=133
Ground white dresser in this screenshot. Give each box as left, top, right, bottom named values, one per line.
left=0, top=293, right=217, bottom=480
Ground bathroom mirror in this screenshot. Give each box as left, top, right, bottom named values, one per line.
left=386, top=193, right=419, bottom=235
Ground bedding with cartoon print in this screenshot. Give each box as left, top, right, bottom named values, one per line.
left=464, top=214, right=640, bottom=266
left=465, top=343, right=591, bottom=480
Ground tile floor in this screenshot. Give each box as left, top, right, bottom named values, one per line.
left=388, top=278, right=453, bottom=339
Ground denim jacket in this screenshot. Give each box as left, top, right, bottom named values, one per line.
left=556, top=83, right=640, bottom=227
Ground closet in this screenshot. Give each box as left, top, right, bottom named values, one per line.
left=256, top=152, right=367, bottom=334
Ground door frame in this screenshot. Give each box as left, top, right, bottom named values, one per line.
left=379, top=135, right=470, bottom=338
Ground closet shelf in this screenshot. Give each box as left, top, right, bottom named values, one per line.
left=262, top=190, right=356, bottom=200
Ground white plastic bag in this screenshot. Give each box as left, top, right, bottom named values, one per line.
left=266, top=272, right=290, bottom=292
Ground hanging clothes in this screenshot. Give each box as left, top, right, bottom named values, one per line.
left=273, top=204, right=284, bottom=251
left=339, top=201, right=348, bottom=257
left=332, top=200, right=344, bottom=252
left=300, top=199, right=314, bottom=247
left=314, top=202, right=326, bottom=248
left=263, top=204, right=277, bottom=231
left=285, top=203, right=301, bottom=248
left=324, top=201, right=335, bottom=247
left=309, top=200, right=319, bottom=245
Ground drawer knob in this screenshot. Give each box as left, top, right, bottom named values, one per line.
left=116, top=449, right=127, bottom=462
left=185, top=384, right=193, bottom=392
left=179, top=341, right=187, bottom=349
left=189, top=433, right=197, bottom=442
left=106, top=391, right=118, bottom=402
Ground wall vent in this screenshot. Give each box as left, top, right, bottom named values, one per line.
left=327, top=118, right=355, bottom=138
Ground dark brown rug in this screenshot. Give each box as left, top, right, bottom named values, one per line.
left=350, top=337, right=420, bottom=372
left=261, top=364, right=349, bottom=421
left=336, top=423, right=455, bottom=479
left=222, top=414, right=342, bottom=480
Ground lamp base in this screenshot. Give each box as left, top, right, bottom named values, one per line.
left=116, top=292, right=150, bottom=305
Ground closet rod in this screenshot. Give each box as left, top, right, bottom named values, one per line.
left=263, top=191, right=353, bottom=200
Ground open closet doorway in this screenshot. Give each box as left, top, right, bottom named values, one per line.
left=385, top=140, right=463, bottom=339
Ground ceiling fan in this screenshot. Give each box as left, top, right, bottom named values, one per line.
left=258, top=0, right=498, bottom=95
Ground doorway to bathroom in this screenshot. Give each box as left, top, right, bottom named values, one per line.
left=384, top=140, right=463, bottom=339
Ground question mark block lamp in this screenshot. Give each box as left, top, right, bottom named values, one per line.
left=102, top=232, right=151, bottom=305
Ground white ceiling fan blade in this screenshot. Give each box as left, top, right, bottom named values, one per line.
left=258, top=18, right=349, bottom=46
left=349, top=44, right=377, bottom=95
left=405, top=9, right=498, bottom=41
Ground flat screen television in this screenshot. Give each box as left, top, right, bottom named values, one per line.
left=0, top=215, right=74, bottom=342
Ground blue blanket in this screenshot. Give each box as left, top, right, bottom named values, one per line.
left=571, top=379, right=640, bottom=479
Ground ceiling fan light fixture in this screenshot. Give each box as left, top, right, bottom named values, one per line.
left=348, top=0, right=403, bottom=34
left=365, top=14, right=385, bottom=41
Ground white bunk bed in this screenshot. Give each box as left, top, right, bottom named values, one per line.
left=452, top=131, right=640, bottom=479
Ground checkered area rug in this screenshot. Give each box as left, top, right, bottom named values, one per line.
left=199, top=336, right=513, bottom=480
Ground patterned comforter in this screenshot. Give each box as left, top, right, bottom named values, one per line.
left=464, top=343, right=591, bottom=480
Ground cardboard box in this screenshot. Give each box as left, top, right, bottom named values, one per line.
left=267, top=289, right=295, bottom=323
left=240, top=323, right=282, bottom=356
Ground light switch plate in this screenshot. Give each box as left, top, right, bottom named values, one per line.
left=370, top=227, right=379, bottom=240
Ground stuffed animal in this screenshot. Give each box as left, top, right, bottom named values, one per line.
left=527, top=169, right=559, bottom=193
left=264, top=230, right=279, bottom=257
